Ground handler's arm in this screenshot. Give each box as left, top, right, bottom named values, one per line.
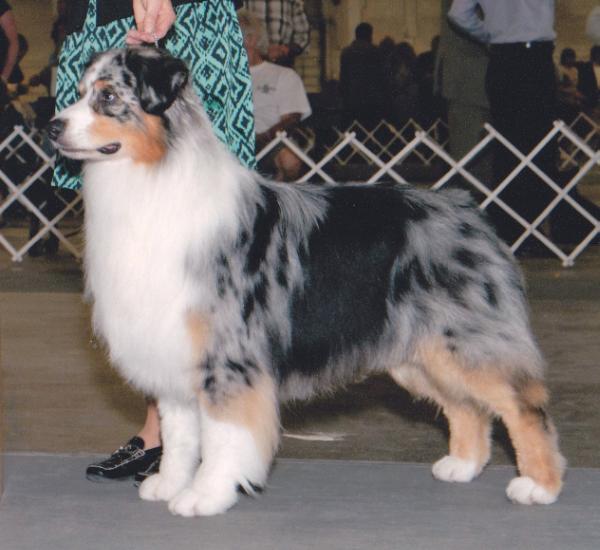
left=127, top=0, right=176, bottom=45
left=0, top=9, right=18, bottom=82
left=448, top=0, right=489, bottom=43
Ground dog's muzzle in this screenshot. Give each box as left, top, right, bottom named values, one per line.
left=47, top=117, right=122, bottom=157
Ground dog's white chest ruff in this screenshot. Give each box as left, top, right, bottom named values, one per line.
left=83, top=165, right=200, bottom=399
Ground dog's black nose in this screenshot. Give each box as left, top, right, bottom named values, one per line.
left=46, top=118, right=65, bottom=142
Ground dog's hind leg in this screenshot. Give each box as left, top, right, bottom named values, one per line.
left=390, top=365, right=492, bottom=483
left=480, top=378, right=565, bottom=505
left=414, top=339, right=565, bottom=504
left=168, top=370, right=279, bottom=517
left=139, top=401, right=201, bottom=502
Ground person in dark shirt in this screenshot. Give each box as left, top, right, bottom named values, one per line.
left=577, top=45, right=600, bottom=111
left=339, top=22, right=384, bottom=130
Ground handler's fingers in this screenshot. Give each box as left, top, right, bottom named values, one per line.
left=126, top=28, right=157, bottom=44
left=132, top=0, right=145, bottom=31
left=126, top=29, right=146, bottom=45
left=153, top=3, right=176, bottom=38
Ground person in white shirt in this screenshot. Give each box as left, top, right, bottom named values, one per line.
left=239, top=8, right=312, bottom=181
left=587, top=6, right=600, bottom=45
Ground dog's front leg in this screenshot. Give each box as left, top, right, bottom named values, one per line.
left=139, top=399, right=201, bottom=502
left=168, top=372, right=279, bottom=517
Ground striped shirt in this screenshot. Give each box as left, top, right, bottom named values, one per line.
left=244, top=0, right=310, bottom=51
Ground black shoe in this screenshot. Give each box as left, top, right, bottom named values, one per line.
left=86, top=436, right=163, bottom=482
left=134, top=454, right=162, bottom=486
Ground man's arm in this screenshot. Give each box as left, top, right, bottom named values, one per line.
left=448, top=0, right=489, bottom=43
left=0, top=9, right=18, bottom=82
left=256, top=113, right=301, bottom=147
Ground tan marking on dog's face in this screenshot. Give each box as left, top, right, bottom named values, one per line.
left=200, top=374, right=280, bottom=462
left=93, top=79, right=110, bottom=91
left=89, top=112, right=167, bottom=164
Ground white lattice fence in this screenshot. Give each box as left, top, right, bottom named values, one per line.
left=324, top=118, right=449, bottom=168
left=258, top=120, right=599, bottom=267
left=1, top=117, right=599, bottom=266
left=0, top=125, right=83, bottom=261
left=558, top=112, right=600, bottom=171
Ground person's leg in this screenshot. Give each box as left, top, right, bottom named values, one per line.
left=137, top=401, right=161, bottom=449
left=86, top=402, right=163, bottom=482
left=485, top=46, right=557, bottom=248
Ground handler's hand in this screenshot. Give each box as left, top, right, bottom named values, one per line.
left=126, top=0, right=176, bottom=45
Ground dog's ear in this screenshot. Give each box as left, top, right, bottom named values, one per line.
left=125, top=48, right=189, bottom=115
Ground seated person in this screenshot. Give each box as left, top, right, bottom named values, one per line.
left=577, top=45, right=600, bottom=112
left=556, top=48, right=584, bottom=121
left=239, top=9, right=311, bottom=182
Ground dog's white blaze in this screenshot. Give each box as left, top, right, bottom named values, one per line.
left=53, top=95, right=98, bottom=154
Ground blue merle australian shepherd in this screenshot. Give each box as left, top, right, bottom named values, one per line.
left=48, top=47, right=565, bottom=516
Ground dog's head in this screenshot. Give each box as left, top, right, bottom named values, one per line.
left=48, top=47, right=189, bottom=163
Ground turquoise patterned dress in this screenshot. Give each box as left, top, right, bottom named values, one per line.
left=52, top=0, right=256, bottom=189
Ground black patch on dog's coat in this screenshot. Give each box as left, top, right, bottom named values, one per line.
left=483, top=281, right=499, bottom=307
left=453, top=247, right=481, bottom=270
left=125, top=49, right=189, bottom=115
left=275, top=186, right=421, bottom=379
left=242, top=293, right=255, bottom=323
left=431, top=263, right=470, bottom=305
left=245, top=187, right=280, bottom=275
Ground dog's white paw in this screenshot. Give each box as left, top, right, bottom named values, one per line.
left=432, top=455, right=480, bottom=483
left=506, top=476, right=558, bottom=505
left=138, top=473, right=188, bottom=502
left=168, top=485, right=238, bottom=517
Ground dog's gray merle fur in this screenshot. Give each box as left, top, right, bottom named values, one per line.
left=50, top=47, right=565, bottom=515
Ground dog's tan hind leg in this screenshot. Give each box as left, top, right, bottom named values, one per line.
left=410, top=338, right=565, bottom=504
left=389, top=364, right=492, bottom=483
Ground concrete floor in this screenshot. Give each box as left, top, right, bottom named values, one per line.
left=1, top=238, right=600, bottom=470
left=3, top=454, right=600, bottom=550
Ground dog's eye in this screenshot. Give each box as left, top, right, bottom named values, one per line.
left=100, top=89, right=117, bottom=105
